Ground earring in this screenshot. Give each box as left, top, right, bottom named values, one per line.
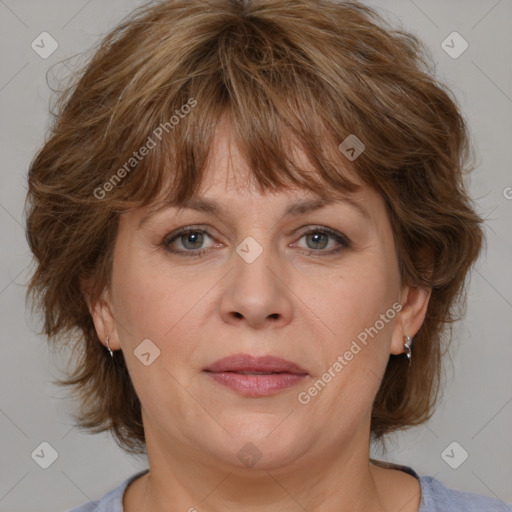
left=404, top=335, right=413, bottom=366
left=105, top=336, right=114, bottom=358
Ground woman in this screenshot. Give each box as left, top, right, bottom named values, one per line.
left=25, top=0, right=510, bottom=510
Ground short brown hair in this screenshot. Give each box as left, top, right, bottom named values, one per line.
left=25, top=0, right=483, bottom=454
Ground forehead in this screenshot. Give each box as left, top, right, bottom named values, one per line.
left=199, top=116, right=365, bottom=193
left=129, top=116, right=382, bottom=229
left=135, top=175, right=376, bottom=234
left=187, top=120, right=374, bottom=214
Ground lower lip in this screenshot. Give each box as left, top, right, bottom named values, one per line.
left=205, top=372, right=307, bottom=396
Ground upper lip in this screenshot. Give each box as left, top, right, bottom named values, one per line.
left=204, top=354, right=309, bottom=375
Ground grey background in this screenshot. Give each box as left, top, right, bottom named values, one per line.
left=0, top=0, right=511, bottom=510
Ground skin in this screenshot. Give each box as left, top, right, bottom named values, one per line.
left=89, top=119, right=431, bottom=512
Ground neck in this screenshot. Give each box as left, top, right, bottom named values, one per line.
left=127, top=424, right=387, bottom=512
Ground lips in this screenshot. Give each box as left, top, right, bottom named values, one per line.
left=204, top=354, right=308, bottom=375
left=203, top=354, right=308, bottom=397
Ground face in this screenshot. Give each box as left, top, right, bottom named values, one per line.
left=92, top=121, right=429, bottom=472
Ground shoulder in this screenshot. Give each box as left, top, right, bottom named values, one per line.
left=419, top=475, right=512, bottom=512
left=370, top=460, right=511, bottom=512
left=65, top=469, right=149, bottom=512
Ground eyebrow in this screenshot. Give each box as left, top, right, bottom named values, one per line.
left=138, top=195, right=370, bottom=229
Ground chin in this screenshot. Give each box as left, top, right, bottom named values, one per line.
left=204, top=414, right=306, bottom=470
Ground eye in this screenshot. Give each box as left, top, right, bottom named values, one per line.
left=163, top=227, right=219, bottom=256
left=162, top=225, right=350, bottom=257
left=292, top=227, right=350, bottom=256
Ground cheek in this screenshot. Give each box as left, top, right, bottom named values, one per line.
left=302, top=248, right=400, bottom=396
left=109, top=252, right=202, bottom=398
left=299, top=266, right=399, bottom=423
left=314, top=257, right=398, bottom=339
left=110, top=246, right=179, bottom=343
left=111, top=248, right=218, bottom=359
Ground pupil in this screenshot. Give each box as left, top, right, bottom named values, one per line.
left=308, top=232, right=327, bottom=249
left=183, top=232, right=203, bottom=249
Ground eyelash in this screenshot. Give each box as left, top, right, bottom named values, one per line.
left=162, top=225, right=351, bottom=258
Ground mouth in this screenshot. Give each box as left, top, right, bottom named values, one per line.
left=203, top=354, right=309, bottom=397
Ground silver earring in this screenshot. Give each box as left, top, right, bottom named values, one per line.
left=404, top=335, right=413, bottom=366
left=105, top=336, right=114, bottom=358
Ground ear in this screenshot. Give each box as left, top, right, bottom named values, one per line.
left=390, top=284, right=431, bottom=355
left=80, top=277, right=121, bottom=352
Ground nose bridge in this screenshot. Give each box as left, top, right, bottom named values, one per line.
left=219, top=230, right=293, bottom=328
left=233, top=231, right=280, bottom=298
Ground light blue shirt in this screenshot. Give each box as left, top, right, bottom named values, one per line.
left=68, top=465, right=512, bottom=511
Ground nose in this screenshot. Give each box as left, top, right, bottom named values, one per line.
left=219, top=239, right=294, bottom=329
